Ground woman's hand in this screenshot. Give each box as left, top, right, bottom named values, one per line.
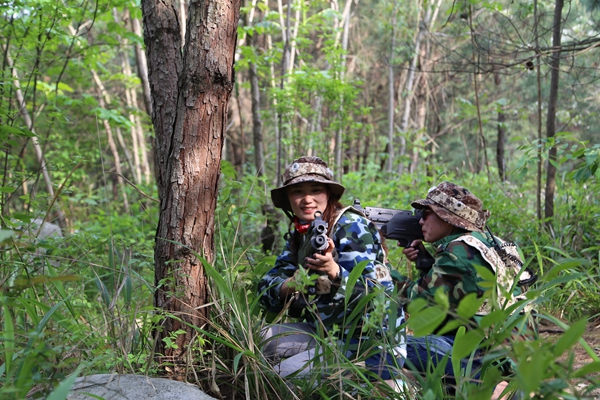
left=304, top=238, right=340, bottom=280
left=402, top=239, right=425, bottom=262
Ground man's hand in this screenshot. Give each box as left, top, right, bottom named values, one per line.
left=402, top=239, right=425, bottom=262
left=401, top=239, right=435, bottom=270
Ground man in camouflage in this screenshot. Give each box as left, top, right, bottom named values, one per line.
left=397, top=181, right=527, bottom=322
left=397, top=182, right=530, bottom=398
left=258, top=156, right=405, bottom=382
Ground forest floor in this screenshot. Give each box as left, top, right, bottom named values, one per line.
left=540, top=318, right=600, bottom=399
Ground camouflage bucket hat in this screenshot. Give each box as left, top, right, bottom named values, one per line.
left=411, top=182, right=491, bottom=232
left=271, top=156, right=345, bottom=211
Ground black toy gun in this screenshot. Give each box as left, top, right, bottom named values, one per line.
left=304, top=210, right=329, bottom=295
left=310, top=210, right=328, bottom=255
left=288, top=210, right=330, bottom=314
left=354, top=199, right=434, bottom=270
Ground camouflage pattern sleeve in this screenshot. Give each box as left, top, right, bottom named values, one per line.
left=332, top=211, right=394, bottom=301
left=257, top=238, right=299, bottom=312
left=256, top=209, right=397, bottom=329
left=394, top=233, right=490, bottom=306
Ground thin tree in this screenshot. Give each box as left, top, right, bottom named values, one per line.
left=397, top=2, right=430, bottom=175
left=141, top=0, right=241, bottom=365
left=544, top=0, right=564, bottom=230
left=386, top=0, right=399, bottom=173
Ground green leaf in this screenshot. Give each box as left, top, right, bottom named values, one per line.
left=0, top=125, right=36, bottom=138
left=233, top=351, right=247, bottom=375
left=406, top=297, right=428, bottom=314
left=198, top=253, right=232, bottom=299
left=474, top=264, right=496, bottom=283
left=572, top=361, right=600, bottom=378
left=478, top=309, right=506, bottom=329
left=220, top=160, right=237, bottom=180
left=456, top=292, right=485, bottom=319
left=45, top=263, right=77, bottom=318
left=452, top=329, right=484, bottom=360
left=56, top=82, right=74, bottom=93
left=344, top=260, right=368, bottom=306
left=552, top=318, right=587, bottom=357
left=95, top=277, right=111, bottom=307
left=124, top=274, right=132, bottom=305
left=543, top=259, right=589, bottom=281
left=46, top=365, right=85, bottom=400
left=433, top=288, right=449, bottom=310
left=408, top=306, right=447, bottom=336
left=451, top=326, right=466, bottom=377
left=516, top=349, right=547, bottom=394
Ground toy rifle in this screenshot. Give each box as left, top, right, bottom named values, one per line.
left=303, top=210, right=329, bottom=295
left=354, top=199, right=435, bottom=270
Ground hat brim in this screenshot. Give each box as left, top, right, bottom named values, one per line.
left=271, top=175, right=345, bottom=211
left=411, top=199, right=484, bottom=232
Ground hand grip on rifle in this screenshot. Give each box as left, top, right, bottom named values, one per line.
left=404, top=241, right=435, bottom=271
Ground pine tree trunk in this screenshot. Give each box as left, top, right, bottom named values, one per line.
left=142, top=0, right=240, bottom=367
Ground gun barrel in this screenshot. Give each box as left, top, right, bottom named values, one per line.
left=355, top=200, right=424, bottom=247
left=363, top=207, right=407, bottom=230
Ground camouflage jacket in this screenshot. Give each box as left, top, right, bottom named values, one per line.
left=258, top=209, right=404, bottom=337
left=393, top=231, right=520, bottom=312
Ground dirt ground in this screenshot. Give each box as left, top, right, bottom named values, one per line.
left=539, top=319, right=600, bottom=398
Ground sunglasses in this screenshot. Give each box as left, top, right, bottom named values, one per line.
left=422, top=209, right=435, bottom=220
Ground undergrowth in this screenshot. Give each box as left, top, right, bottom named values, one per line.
left=1, top=163, right=599, bottom=399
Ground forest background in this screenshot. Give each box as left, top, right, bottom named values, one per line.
left=1, top=0, right=600, bottom=398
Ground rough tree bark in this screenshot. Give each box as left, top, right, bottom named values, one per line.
left=141, top=0, right=241, bottom=365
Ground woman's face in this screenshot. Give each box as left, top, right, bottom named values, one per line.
left=419, top=208, right=455, bottom=243
left=287, top=182, right=329, bottom=222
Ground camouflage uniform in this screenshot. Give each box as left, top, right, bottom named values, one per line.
left=259, top=156, right=405, bottom=379
left=393, top=182, right=525, bottom=325
left=258, top=208, right=397, bottom=329
left=395, top=231, right=492, bottom=308
left=396, top=182, right=531, bottom=385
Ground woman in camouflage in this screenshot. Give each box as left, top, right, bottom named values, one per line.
left=257, top=156, right=405, bottom=383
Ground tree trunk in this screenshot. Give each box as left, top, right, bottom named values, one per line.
left=227, top=91, right=245, bottom=173
left=494, top=71, right=506, bottom=182
left=142, top=0, right=240, bottom=367
left=544, top=0, right=564, bottom=229
left=386, top=0, right=399, bottom=173
left=496, top=109, right=506, bottom=181
left=249, top=36, right=265, bottom=177
left=4, top=47, right=67, bottom=230
left=91, top=69, right=131, bottom=212
left=397, top=3, right=429, bottom=175
left=534, top=0, right=543, bottom=222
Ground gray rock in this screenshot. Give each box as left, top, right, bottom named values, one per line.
left=68, top=374, right=217, bottom=400
left=25, top=218, right=63, bottom=240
